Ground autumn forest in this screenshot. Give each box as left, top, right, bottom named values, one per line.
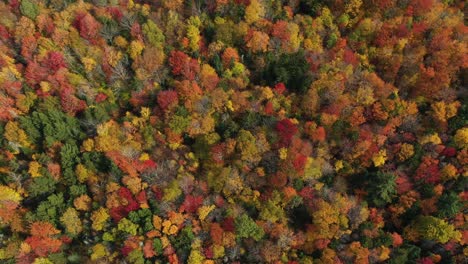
left=0, top=0, right=467, bottom=263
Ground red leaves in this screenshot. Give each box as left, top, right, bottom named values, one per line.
left=107, top=7, right=123, bottom=21
left=415, top=156, right=441, bottom=184
left=110, top=187, right=140, bottom=222
left=276, top=119, right=298, bottom=146
left=272, top=20, right=290, bottom=41
left=395, top=174, right=413, bottom=194
left=157, top=90, right=179, bottom=111
left=210, top=223, right=224, bottom=244
left=180, top=195, right=203, bottom=214
left=344, top=48, right=358, bottom=66
left=292, top=153, right=307, bottom=173
left=168, top=50, right=200, bottom=80
left=44, top=51, right=67, bottom=72
left=95, top=92, right=108, bottom=103
left=222, top=217, right=235, bottom=232
left=60, top=87, right=87, bottom=116
left=410, top=0, right=434, bottom=16
left=312, top=126, right=326, bottom=142
left=211, top=143, right=225, bottom=165
left=271, top=172, right=287, bottom=188
left=73, top=12, right=101, bottom=43
left=274, top=83, right=286, bottom=94
left=441, top=147, right=456, bottom=157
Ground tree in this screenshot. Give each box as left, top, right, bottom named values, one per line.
left=436, top=192, right=462, bottom=218
left=366, top=171, right=397, bottom=207
left=20, top=0, right=39, bottom=20
left=412, top=216, right=461, bottom=244
left=244, top=0, right=265, bottom=25
left=262, top=51, right=312, bottom=94
left=60, top=208, right=82, bottom=236
left=235, top=214, right=264, bottom=241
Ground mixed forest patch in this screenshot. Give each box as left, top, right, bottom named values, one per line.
left=0, top=0, right=467, bottom=263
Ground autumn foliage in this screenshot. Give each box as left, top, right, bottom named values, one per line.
left=0, top=0, right=466, bottom=263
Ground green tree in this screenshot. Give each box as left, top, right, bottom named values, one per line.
left=20, top=0, right=39, bottom=20
left=437, top=191, right=462, bottom=218
left=366, top=171, right=397, bottom=207
left=413, top=216, right=461, bottom=244
left=235, top=214, right=264, bottom=241
left=262, top=50, right=312, bottom=94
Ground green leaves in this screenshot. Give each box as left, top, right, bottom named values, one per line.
left=235, top=214, right=264, bottom=241
left=413, top=216, right=461, bottom=244
left=20, top=0, right=39, bottom=20
left=262, top=50, right=312, bottom=94
left=366, top=171, right=397, bottom=207
left=19, top=110, right=84, bottom=148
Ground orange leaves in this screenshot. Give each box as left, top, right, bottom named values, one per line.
left=30, top=222, right=59, bottom=238
left=245, top=30, right=269, bottom=53
left=221, top=47, right=239, bottom=67
left=26, top=222, right=62, bottom=257
left=152, top=212, right=185, bottom=237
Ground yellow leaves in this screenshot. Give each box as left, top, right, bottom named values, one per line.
left=122, top=176, right=143, bottom=195
left=32, top=258, right=54, bottom=264
left=60, top=208, right=82, bottom=235
left=106, top=47, right=123, bottom=68
left=419, top=133, right=442, bottom=145
left=95, top=121, right=122, bottom=152
left=74, top=194, right=91, bottom=211
left=139, top=153, right=150, bottom=161
left=4, top=121, right=31, bottom=149
left=279, top=148, right=288, bottom=160
left=198, top=205, right=215, bottom=221
left=16, top=91, right=37, bottom=113
left=75, top=164, right=91, bottom=183
left=82, top=138, right=94, bottom=152
left=154, top=212, right=184, bottom=236
left=0, top=55, right=21, bottom=80
left=188, top=248, right=205, bottom=264
left=81, top=57, right=96, bottom=72
left=431, top=101, right=460, bottom=123
left=162, top=220, right=179, bottom=235
left=441, top=164, right=458, bottom=180
left=372, top=149, right=387, bottom=167
left=187, top=16, right=201, bottom=52
left=454, top=127, right=468, bottom=149
left=335, top=160, right=344, bottom=171
left=245, top=0, right=264, bottom=25
left=140, top=107, right=151, bottom=119
left=91, top=208, right=110, bottom=231
left=356, top=87, right=376, bottom=106
left=344, top=0, right=363, bottom=18
left=163, top=180, right=182, bottom=202
left=128, top=40, right=145, bottom=60
left=0, top=186, right=22, bottom=203
left=397, top=143, right=414, bottom=161
left=152, top=215, right=163, bottom=237
left=28, top=161, right=42, bottom=178
left=114, top=36, right=128, bottom=48
left=91, top=243, right=108, bottom=261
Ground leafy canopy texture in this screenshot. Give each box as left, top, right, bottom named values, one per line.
left=0, top=0, right=466, bottom=263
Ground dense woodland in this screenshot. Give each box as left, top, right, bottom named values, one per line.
left=0, top=0, right=467, bottom=263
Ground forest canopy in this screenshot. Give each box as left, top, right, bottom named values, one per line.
left=0, top=0, right=466, bottom=263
